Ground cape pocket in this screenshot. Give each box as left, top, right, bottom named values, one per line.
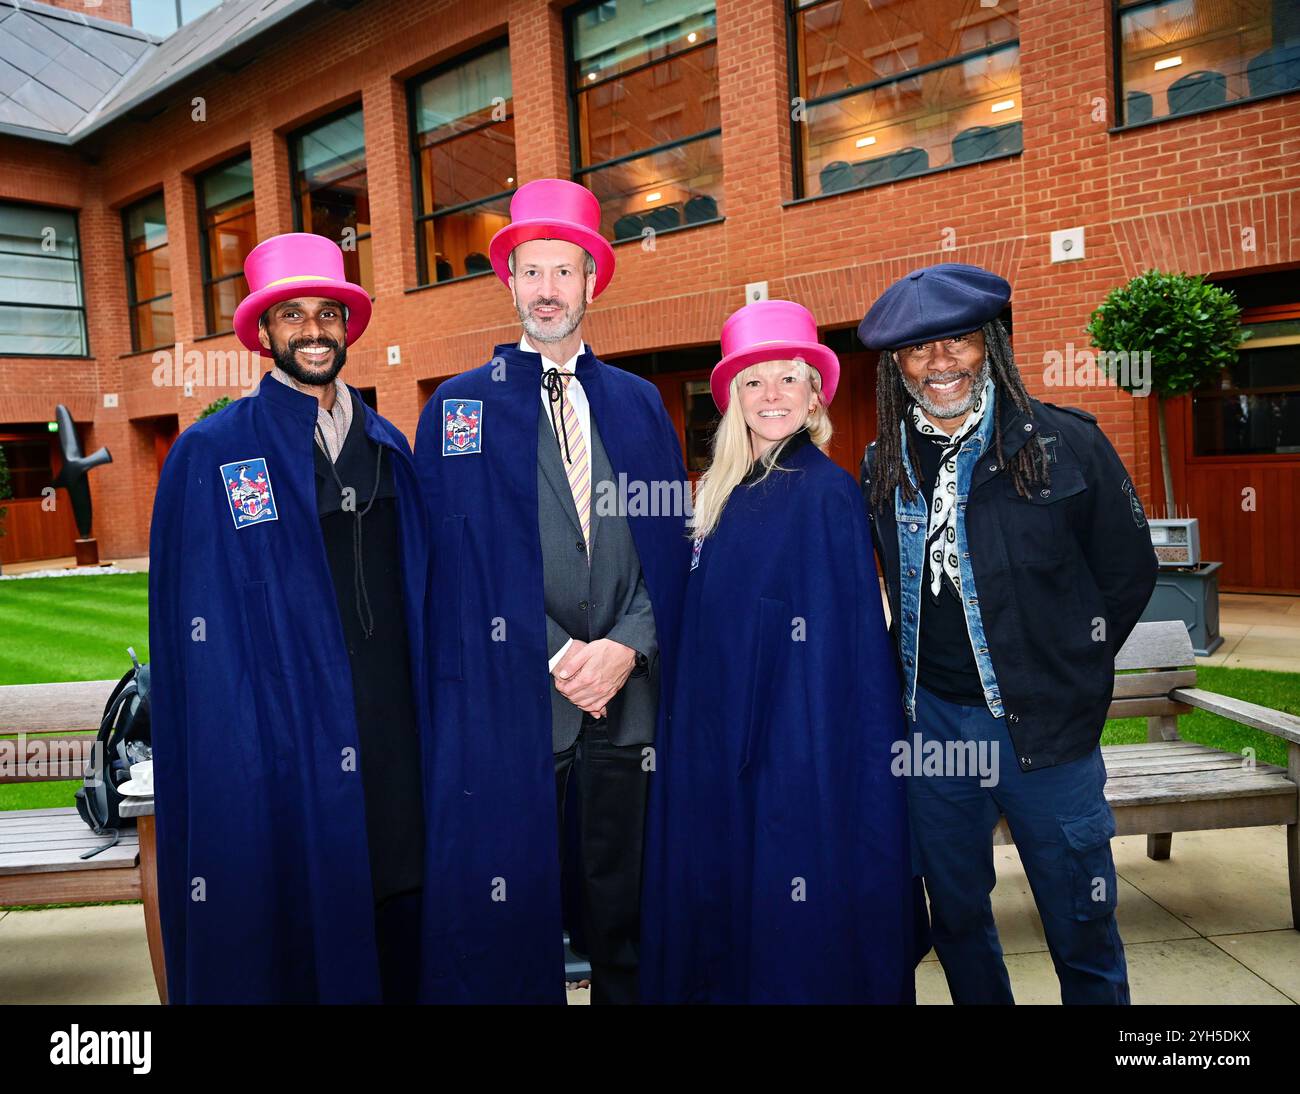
left=240, top=580, right=286, bottom=681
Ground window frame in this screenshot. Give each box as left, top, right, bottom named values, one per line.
left=121, top=191, right=173, bottom=356
left=407, top=36, right=517, bottom=289
left=287, top=102, right=373, bottom=287
left=0, top=200, right=90, bottom=359
left=195, top=151, right=255, bottom=337
left=785, top=0, right=1023, bottom=202
left=564, top=0, right=725, bottom=238
left=1186, top=302, right=1300, bottom=464
left=1110, top=0, right=1299, bottom=131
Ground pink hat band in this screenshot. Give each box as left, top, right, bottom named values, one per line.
left=710, top=300, right=841, bottom=413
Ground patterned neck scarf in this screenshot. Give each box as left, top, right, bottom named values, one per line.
left=908, top=375, right=993, bottom=598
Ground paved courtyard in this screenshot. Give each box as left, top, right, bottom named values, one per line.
left=2, top=825, right=1295, bottom=1005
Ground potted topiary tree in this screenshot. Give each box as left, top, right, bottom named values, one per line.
left=1086, top=269, right=1248, bottom=655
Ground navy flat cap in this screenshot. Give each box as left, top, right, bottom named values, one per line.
left=857, top=263, right=1011, bottom=351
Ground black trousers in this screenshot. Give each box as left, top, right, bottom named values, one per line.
left=374, top=887, right=422, bottom=1005
left=554, top=714, right=649, bottom=1006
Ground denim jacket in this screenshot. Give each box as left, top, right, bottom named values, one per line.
left=863, top=395, right=1160, bottom=772
left=893, top=398, right=1002, bottom=722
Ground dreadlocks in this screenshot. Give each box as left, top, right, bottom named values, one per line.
left=869, top=318, right=1050, bottom=511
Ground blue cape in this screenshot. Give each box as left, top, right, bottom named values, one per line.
left=148, top=375, right=433, bottom=1003
left=640, top=439, right=921, bottom=1003
left=413, top=343, right=689, bottom=1004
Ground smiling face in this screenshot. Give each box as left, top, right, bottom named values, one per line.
left=258, top=296, right=348, bottom=386
left=736, top=359, right=820, bottom=460
left=509, top=238, right=595, bottom=345
left=895, top=328, right=988, bottom=426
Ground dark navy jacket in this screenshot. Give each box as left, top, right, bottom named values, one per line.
left=861, top=395, right=1159, bottom=772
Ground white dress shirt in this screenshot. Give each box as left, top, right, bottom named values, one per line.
left=521, top=334, right=590, bottom=673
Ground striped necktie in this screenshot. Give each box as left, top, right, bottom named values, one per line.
left=554, top=372, right=591, bottom=558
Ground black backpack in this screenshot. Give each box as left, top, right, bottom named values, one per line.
left=75, top=648, right=151, bottom=838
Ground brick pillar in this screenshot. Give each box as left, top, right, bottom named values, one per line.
left=509, top=0, right=570, bottom=184
left=363, top=74, right=418, bottom=298
left=251, top=127, right=294, bottom=241
left=716, top=0, right=792, bottom=295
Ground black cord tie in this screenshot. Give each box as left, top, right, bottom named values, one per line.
left=542, top=367, right=575, bottom=465
left=318, top=422, right=383, bottom=639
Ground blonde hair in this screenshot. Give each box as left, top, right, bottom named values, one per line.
left=690, top=359, right=833, bottom=540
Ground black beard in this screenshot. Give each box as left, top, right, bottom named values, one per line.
left=269, top=336, right=347, bottom=386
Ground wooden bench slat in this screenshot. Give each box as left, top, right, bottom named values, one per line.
left=1114, top=620, right=1196, bottom=671
left=1103, top=770, right=1298, bottom=807
left=0, top=812, right=135, bottom=829
left=0, top=847, right=139, bottom=875
left=0, top=815, right=105, bottom=831
left=0, top=680, right=117, bottom=736
left=1103, top=749, right=1242, bottom=767
left=1105, top=757, right=1283, bottom=777
left=2, top=836, right=140, bottom=854
left=1103, top=746, right=1274, bottom=765
left=1101, top=742, right=1220, bottom=755
left=1106, top=697, right=1193, bottom=719
left=0, top=868, right=141, bottom=906
left=994, top=793, right=1298, bottom=843
left=1170, top=687, right=1300, bottom=746
left=1111, top=669, right=1198, bottom=699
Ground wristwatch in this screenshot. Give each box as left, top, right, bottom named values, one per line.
left=630, top=650, right=649, bottom=677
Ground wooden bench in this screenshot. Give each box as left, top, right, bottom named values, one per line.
left=0, top=677, right=165, bottom=1000
left=993, top=620, right=1300, bottom=928
left=0, top=679, right=140, bottom=904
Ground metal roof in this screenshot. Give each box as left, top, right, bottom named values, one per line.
left=0, top=0, right=153, bottom=139
left=0, top=0, right=324, bottom=145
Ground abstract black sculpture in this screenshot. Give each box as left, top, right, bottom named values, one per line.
left=51, top=404, right=112, bottom=565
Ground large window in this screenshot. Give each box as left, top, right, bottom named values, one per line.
left=411, top=41, right=516, bottom=285
left=567, top=0, right=723, bottom=241
left=1117, top=0, right=1300, bottom=126
left=790, top=0, right=1022, bottom=198
left=123, top=193, right=173, bottom=353
left=196, top=154, right=255, bottom=335
left=0, top=203, right=87, bottom=357
left=1193, top=313, right=1300, bottom=456
left=290, top=106, right=373, bottom=294
left=0, top=436, right=55, bottom=499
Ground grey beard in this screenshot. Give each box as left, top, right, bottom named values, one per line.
left=517, top=298, right=585, bottom=344
left=903, top=359, right=987, bottom=419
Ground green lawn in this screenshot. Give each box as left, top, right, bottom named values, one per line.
left=1, top=573, right=1297, bottom=814
left=1, top=573, right=149, bottom=811
left=1102, top=665, right=1298, bottom=768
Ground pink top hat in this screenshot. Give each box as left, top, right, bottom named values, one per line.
left=232, top=233, right=373, bottom=352
left=711, top=300, right=840, bottom=413
left=489, top=179, right=616, bottom=298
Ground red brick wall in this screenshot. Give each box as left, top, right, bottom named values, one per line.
left=38, top=0, right=133, bottom=27
left=1, top=0, right=1296, bottom=561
